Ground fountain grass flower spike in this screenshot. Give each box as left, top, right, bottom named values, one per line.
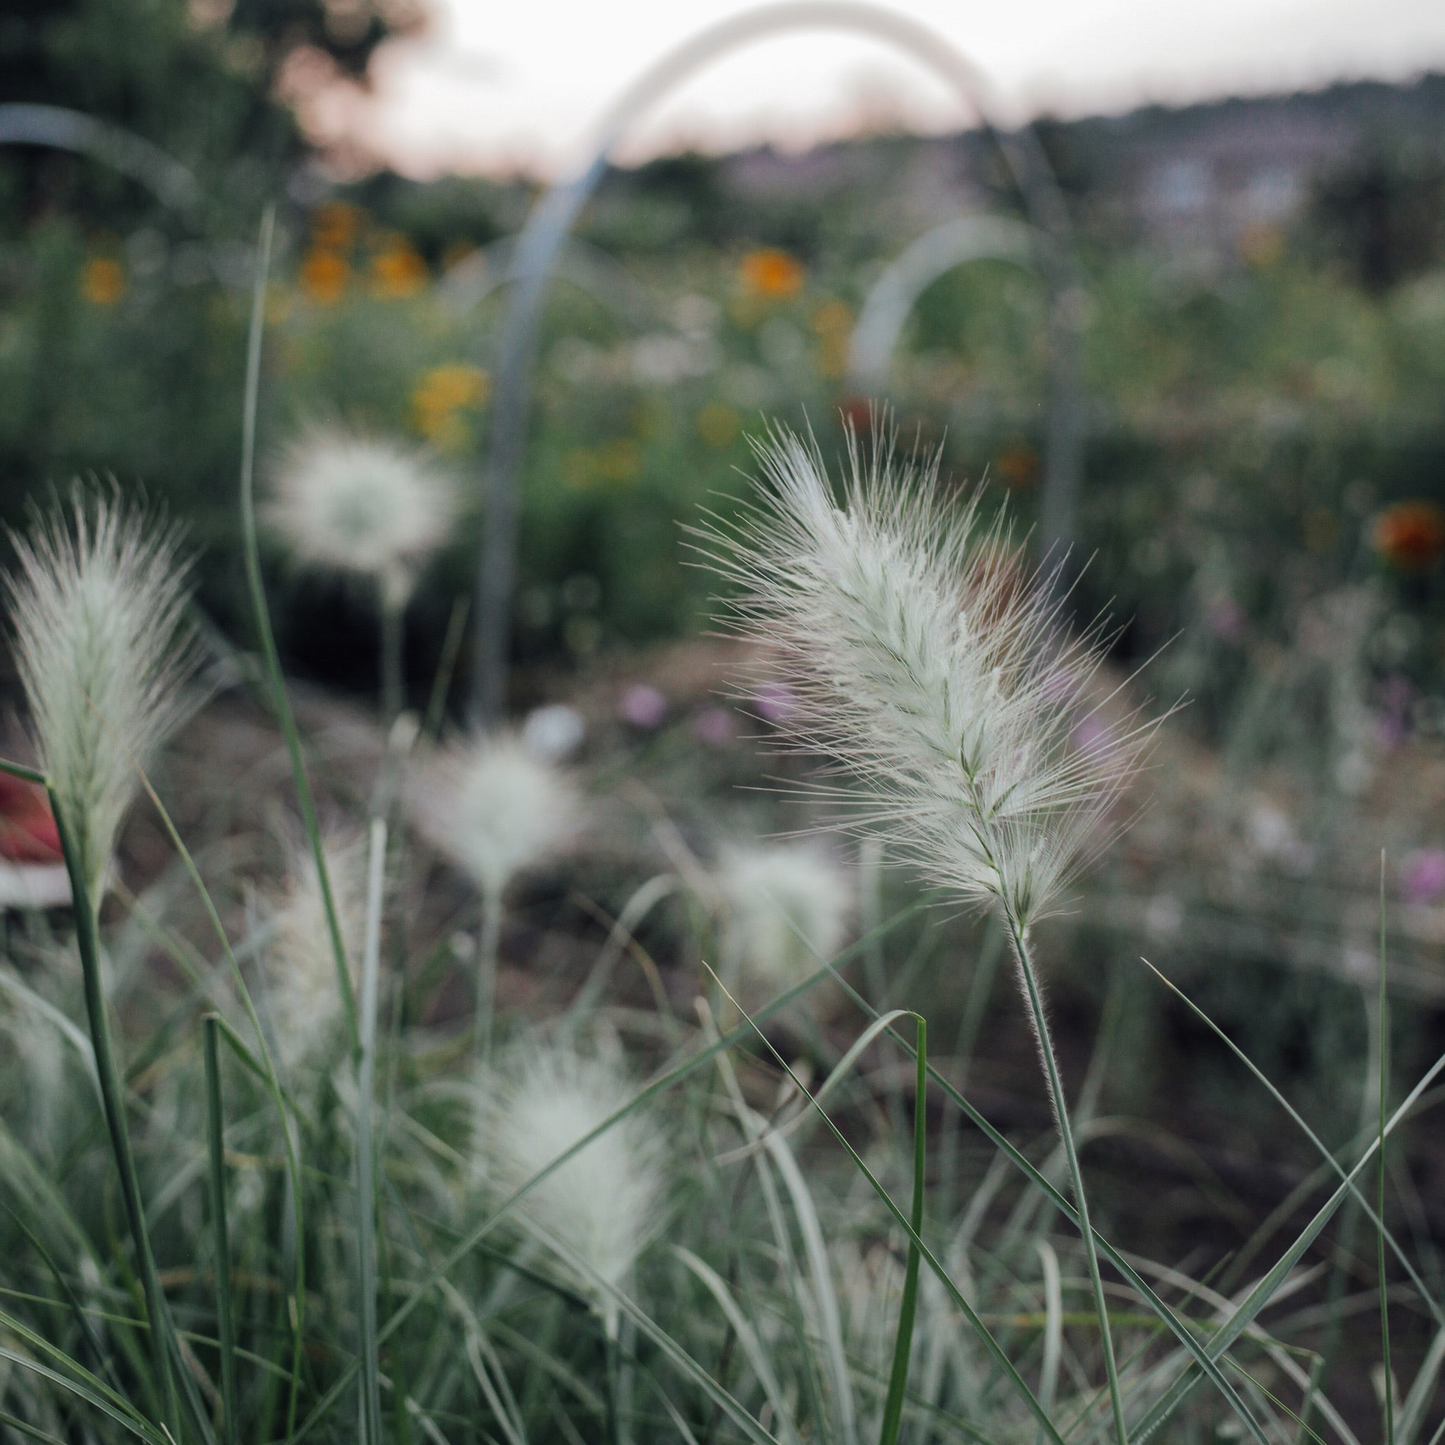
left=478, top=1043, right=667, bottom=1339
left=703, top=422, right=1156, bottom=1445
left=5, top=486, right=199, bottom=897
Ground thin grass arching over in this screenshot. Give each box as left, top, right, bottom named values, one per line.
left=4, top=485, right=200, bottom=897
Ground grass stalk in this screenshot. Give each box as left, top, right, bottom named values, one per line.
left=202, top=1016, right=238, bottom=1445
left=877, top=1015, right=926, bottom=1445
left=48, top=783, right=180, bottom=1439
left=475, top=882, right=503, bottom=1062
left=1005, top=914, right=1128, bottom=1445
left=1379, top=852, right=1394, bottom=1445
left=380, top=590, right=405, bottom=726
left=357, top=817, right=388, bottom=1445
left=424, top=595, right=470, bottom=740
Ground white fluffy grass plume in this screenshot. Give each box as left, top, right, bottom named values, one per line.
left=264, top=832, right=367, bottom=1069
left=414, top=733, right=575, bottom=897
left=479, top=1045, right=667, bottom=1334
left=5, top=487, right=198, bottom=895
left=704, top=426, right=1152, bottom=932
left=715, top=841, right=852, bottom=990
left=267, top=426, right=457, bottom=603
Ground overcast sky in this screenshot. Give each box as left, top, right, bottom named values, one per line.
left=308, top=0, right=1445, bottom=178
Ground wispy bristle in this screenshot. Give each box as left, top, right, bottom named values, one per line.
left=5, top=486, right=199, bottom=895
left=701, top=424, right=1155, bottom=930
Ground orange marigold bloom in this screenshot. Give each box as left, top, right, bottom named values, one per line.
left=1373, top=501, right=1445, bottom=571
left=410, top=363, right=490, bottom=446
left=311, top=200, right=364, bottom=251
left=81, top=256, right=126, bottom=306
left=740, top=247, right=804, bottom=300
left=371, top=236, right=428, bottom=299
left=300, top=247, right=349, bottom=304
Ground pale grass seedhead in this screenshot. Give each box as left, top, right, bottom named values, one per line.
left=714, top=841, right=852, bottom=992
left=264, top=830, right=367, bottom=1069
left=5, top=486, right=199, bottom=896
left=703, top=425, right=1153, bottom=932
left=478, top=1044, right=667, bottom=1334
left=267, top=426, right=458, bottom=605
left=413, top=733, right=576, bottom=898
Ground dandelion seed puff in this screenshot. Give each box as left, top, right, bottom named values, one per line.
left=267, top=427, right=458, bottom=604
left=702, top=425, right=1154, bottom=932
left=5, top=487, right=199, bottom=896
left=479, top=1045, right=667, bottom=1334
left=264, top=831, right=367, bottom=1070
left=413, top=734, right=575, bottom=898
left=714, top=841, right=852, bottom=993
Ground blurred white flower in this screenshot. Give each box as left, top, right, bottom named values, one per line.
left=703, top=426, right=1153, bottom=931
left=5, top=487, right=198, bottom=896
left=715, top=842, right=852, bottom=992
left=264, top=832, right=367, bottom=1070
left=478, top=1044, right=667, bottom=1335
left=520, top=703, right=586, bottom=762
left=413, top=734, right=575, bottom=897
left=267, top=427, right=458, bottom=604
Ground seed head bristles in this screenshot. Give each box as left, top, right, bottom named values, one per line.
left=265, top=830, right=368, bottom=1070
left=702, top=423, right=1154, bottom=933
left=267, top=426, right=458, bottom=606
left=5, top=485, right=199, bottom=896
left=412, top=733, right=576, bottom=898
left=715, top=841, right=852, bottom=993
left=478, top=1044, right=667, bottom=1336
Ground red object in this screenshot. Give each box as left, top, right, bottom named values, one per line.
left=1373, top=501, right=1445, bottom=571
left=0, top=772, right=62, bottom=863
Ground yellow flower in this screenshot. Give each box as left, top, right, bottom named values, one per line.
left=310, top=201, right=364, bottom=252
left=410, top=363, right=490, bottom=448
left=300, top=248, right=349, bottom=305
left=697, top=401, right=740, bottom=449
left=370, top=235, right=428, bottom=299
left=81, top=257, right=125, bottom=306
left=740, top=248, right=804, bottom=300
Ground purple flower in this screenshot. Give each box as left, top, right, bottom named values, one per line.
left=619, top=683, right=668, bottom=730
left=751, top=680, right=797, bottom=724
left=1402, top=848, right=1445, bottom=906
left=1072, top=715, right=1115, bottom=759
left=693, top=706, right=735, bottom=747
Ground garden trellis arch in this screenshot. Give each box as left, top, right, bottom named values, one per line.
left=471, top=0, right=1088, bottom=723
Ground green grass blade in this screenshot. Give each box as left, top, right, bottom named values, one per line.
left=236, top=204, right=360, bottom=1057
left=204, top=1017, right=239, bottom=1445
left=878, top=1015, right=926, bottom=1445
left=1379, top=852, right=1394, bottom=1445
left=47, top=783, right=180, bottom=1439
left=424, top=595, right=470, bottom=739
left=356, top=818, right=388, bottom=1445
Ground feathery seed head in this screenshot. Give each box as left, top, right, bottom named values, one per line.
left=264, top=832, right=367, bottom=1069
left=704, top=425, right=1152, bottom=930
left=478, top=1045, right=667, bottom=1333
left=5, top=487, right=198, bottom=896
left=715, top=841, right=852, bottom=991
left=267, top=426, right=458, bottom=604
left=413, top=733, right=575, bottom=896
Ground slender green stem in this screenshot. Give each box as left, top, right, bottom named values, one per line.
left=357, top=819, right=387, bottom=1445
left=237, top=203, right=360, bottom=1058
left=475, top=884, right=503, bottom=1063
left=1378, top=852, right=1394, bottom=1445
left=203, top=1018, right=238, bottom=1445
left=878, top=1015, right=926, bottom=1445
left=380, top=590, right=405, bottom=726
left=424, top=595, right=470, bottom=740
left=1005, top=914, right=1128, bottom=1445
left=49, top=785, right=180, bottom=1440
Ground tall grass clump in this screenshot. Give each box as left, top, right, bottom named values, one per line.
left=703, top=423, right=1158, bottom=1445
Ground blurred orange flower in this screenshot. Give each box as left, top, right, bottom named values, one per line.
left=411, top=362, right=490, bottom=447
left=1373, top=501, right=1445, bottom=571
left=371, top=236, right=428, bottom=299
left=300, top=248, right=349, bottom=304
left=740, top=248, right=804, bottom=300
left=311, top=200, right=364, bottom=251
left=994, top=443, right=1040, bottom=490
left=81, top=256, right=125, bottom=305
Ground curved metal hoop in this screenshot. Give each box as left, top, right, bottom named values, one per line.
left=0, top=104, right=202, bottom=215
left=846, top=214, right=1038, bottom=389
left=471, top=1, right=1086, bottom=722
